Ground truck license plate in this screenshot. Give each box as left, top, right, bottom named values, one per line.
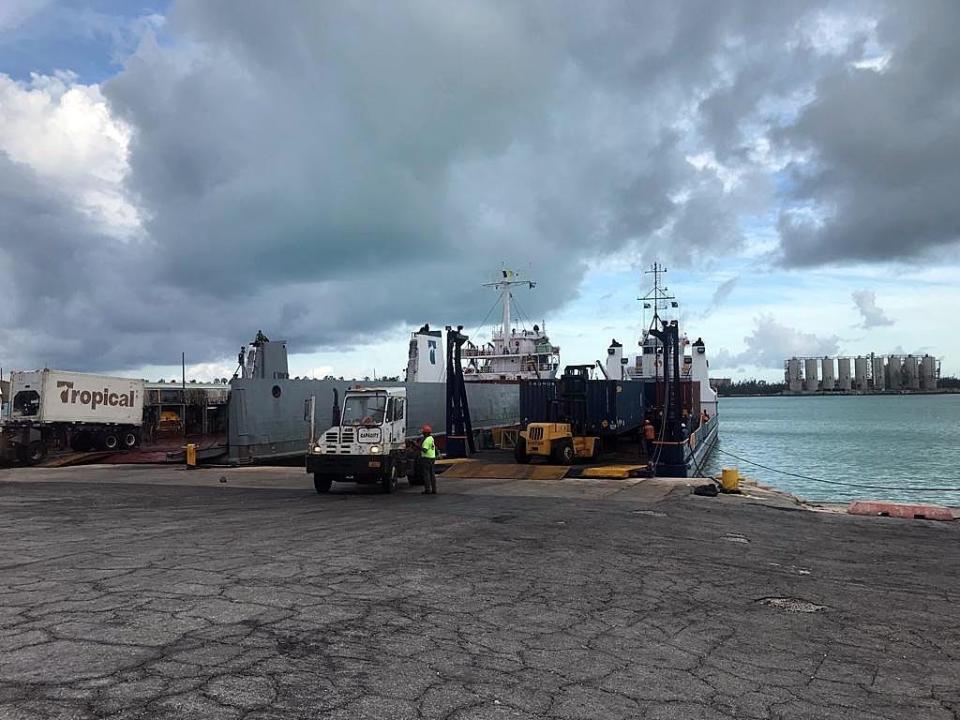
left=368, top=460, right=381, bottom=468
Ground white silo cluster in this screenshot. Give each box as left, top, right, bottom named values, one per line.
left=871, top=356, right=886, bottom=390
left=785, top=358, right=803, bottom=393
left=785, top=353, right=939, bottom=393
left=886, top=355, right=902, bottom=390
left=837, top=357, right=852, bottom=390
left=820, top=357, right=836, bottom=390
left=803, top=358, right=819, bottom=392
left=920, top=355, right=938, bottom=390
left=854, top=356, right=869, bottom=391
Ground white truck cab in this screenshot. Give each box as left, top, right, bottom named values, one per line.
left=305, top=387, right=416, bottom=494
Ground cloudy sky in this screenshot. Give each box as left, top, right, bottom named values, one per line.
left=1, top=0, right=957, bottom=383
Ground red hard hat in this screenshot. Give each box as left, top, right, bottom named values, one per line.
left=421, top=424, right=432, bottom=433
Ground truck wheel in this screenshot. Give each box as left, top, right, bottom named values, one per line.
left=24, top=441, right=47, bottom=466
left=98, top=431, right=120, bottom=452
left=121, top=429, right=140, bottom=450
left=552, top=440, right=575, bottom=466
left=381, top=464, right=399, bottom=494
left=514, top=437, right=531, bottom=464
left=313, top=473, right=333, bottom=494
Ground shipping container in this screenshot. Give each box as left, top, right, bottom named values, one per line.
left=1, top=370, right=146, bottom=464
left=9, top=370, right=144, bottom=426
left=519, top=378, right=645, bottom=436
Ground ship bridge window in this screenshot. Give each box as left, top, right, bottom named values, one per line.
left=341, top=393, right=387, bottom=426
left=13, top=390, right=40, bottom=416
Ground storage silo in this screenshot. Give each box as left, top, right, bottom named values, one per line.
left=785, top=358, right=803, bottom=393
left=886, top=355, right=902, bottom=390
left=902, top=355, right=920, bottom=390
left=854, top=356, right=868, bottom=391
left=804, top=358, right=819, bottom=392
left=837, top=357, right=852, bottom=390
left=820, top=356, right=836, bottom=390
left=920, top=355, right=937, bottom=390
left=872, top=356, right=885, bottom=391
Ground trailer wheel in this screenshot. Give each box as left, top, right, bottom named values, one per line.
left=552, top=440, right=575, bottom=466
left=381, top=464, right=399, bottom=494
left=120, top=429, right=140, bottom=450
left=23, top=441, right=47, bottom=466
left=99, top=431, right=120, bottom=452
left=313, top=473, right=333, bottom=494
left=514, top=437, right=531, bottom=464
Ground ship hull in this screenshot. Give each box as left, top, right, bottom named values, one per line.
left=653, top=414, right=719, bottom=478
left=227, top=377, right=519, bottom=464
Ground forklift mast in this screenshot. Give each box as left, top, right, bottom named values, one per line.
left=551, top=364, right=593, bottom=436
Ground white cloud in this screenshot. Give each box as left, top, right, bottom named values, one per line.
left=0, top=71, right=141, bottom=236
left=851, top=289, right=894, bottom=328
left=0, top=0, right=50, bottom=32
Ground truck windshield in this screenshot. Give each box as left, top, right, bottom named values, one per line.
left=340, top=394, right=387, bottom=426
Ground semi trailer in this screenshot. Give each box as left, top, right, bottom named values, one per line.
left=0, top=370, right=145, bottom=464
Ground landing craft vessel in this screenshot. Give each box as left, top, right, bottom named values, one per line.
left=627, top=262, right=719, bottom=476
left=514, top=263, right=719, bottom=477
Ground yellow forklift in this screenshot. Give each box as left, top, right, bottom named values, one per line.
left=514, top=365, right=601, bottom=465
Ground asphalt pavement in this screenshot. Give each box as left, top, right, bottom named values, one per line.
left=0, top=466, right=958, bottom=719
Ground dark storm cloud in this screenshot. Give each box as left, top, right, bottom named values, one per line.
left=777, top=0, right=960, bottom=265
left=7, top=0, right=945, bottom=371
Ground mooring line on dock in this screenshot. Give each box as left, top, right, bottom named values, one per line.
left=713, top=447, right=960, bottom=493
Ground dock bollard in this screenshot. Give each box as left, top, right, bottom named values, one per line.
left=720, top=467, right=740, bottom=493
left=185, top=443, right=197, bottom=469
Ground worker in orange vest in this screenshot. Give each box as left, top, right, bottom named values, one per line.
left=642, top=418, right=656, bottom=460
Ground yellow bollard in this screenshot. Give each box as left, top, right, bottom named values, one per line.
left=720, top=467, right=740, bottom=493
left=185, top=443, right=197, bottom=469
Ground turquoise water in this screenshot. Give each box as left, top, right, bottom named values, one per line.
left=701, top=394, right=960, bottom=504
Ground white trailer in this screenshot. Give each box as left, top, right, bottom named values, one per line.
left=1, top=370, right=145, bottom=464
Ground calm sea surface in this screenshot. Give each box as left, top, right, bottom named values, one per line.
left=701, top=394, right=960, bottom=504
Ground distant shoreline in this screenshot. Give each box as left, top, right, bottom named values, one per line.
left=718, top=389, right=960, bottom=398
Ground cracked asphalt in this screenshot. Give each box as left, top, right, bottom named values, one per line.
left=0, top=466, right=958, bottom=719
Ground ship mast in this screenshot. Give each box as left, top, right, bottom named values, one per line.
left=640, top=262, right=676, bottom=329
left=484, top=269, right=536, bottom=337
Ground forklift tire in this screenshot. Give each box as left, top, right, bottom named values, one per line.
left=381, top=464, right=399, bottom=494
left=23, top=441, right=48, bottom=466
left=313, top=474, right=333, bottom=494
left=513, top=437, right=531, bottom=464
left=552, top=440, right=575, bottom=466
left=591, top=437, right=602, bottom=460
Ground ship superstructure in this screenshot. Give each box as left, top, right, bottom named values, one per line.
left=460, top=270, right=560, bottom=382
left=603, top=263, right=719, bottom=476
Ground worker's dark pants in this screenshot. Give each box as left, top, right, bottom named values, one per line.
left=421, top=458, right=437, bottom=493
left=643, top=439, right=654, bottom=460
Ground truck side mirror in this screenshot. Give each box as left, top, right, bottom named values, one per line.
left=303, top=398, right=312, bottom=422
